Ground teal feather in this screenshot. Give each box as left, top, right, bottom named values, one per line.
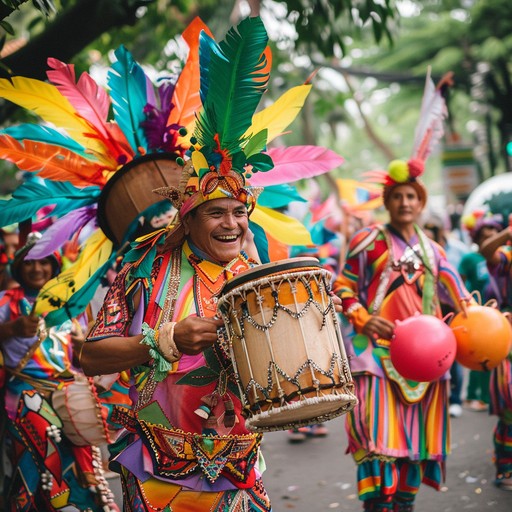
left=258, top=184, right=307, bottom=209
left=1, top=125, right=88, bottom=158
left=0, top=179, right=99, bottom=228
left=108, top=45, right=149, bottom=154
left=43, top=254, right=117, bottom=327
left=198, top=30, right=221, bottom=105
left=195, top=17, right=268, bottom=159
left=249, top=220, right=269, bottom=263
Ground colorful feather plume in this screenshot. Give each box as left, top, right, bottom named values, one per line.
left=193, top=16, right=271, bottom=176
left=363, top=66, right=450, bottom=188
left=0, top=18, right=207, bottom=323
left=412, top=67, right=450, bottom=163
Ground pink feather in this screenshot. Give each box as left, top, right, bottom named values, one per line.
left=46, top=58, right=111, bottom=138
left=47, top=58, right=135, bottom=163
left=248, top=145, right=344, bottom=186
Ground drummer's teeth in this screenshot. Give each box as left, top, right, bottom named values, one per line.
left=217, top=235, right=238, bottom=241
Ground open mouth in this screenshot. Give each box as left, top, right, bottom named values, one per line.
left=214, top=234, right=240, bottom=243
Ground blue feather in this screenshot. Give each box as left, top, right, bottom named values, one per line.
left=108, top=45, right=149, bottom=154
left=198, top=31, right=225, bottom=105
left=1, top=125, right=88, bottom=158
left=249, top=220, right=269, bottom=263
left=0, top=179, right=100, bottom=228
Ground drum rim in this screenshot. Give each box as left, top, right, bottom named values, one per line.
left=220, top=257, right=321, bottom=296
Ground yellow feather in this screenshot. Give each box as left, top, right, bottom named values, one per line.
left=0, top=76, right=107, bottom=156
left=34, top=231, right=113, bottom=314
left=244, top=84, right=312, bottom=143
left=192, top=150, right=209, bottom=172
left=251, top=205, right=312, bottom=245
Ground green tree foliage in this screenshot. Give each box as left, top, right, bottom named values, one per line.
left=345, top=0, right=512, bottom=176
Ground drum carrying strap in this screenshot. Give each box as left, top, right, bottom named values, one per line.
left=135, top=247, right=182, bottom=411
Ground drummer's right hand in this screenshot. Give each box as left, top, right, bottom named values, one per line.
left=14, top=314, right=40, bottom=338
left=173, top=316, right=225, bottom=355
left=362, top=316, right=395, bottom=341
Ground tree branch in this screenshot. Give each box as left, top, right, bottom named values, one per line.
left=0, top=0, right=151, bottom=80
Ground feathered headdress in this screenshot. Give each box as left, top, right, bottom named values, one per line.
left=364, top=67, right=452, bottom=205
left=0, top=16, right=345, bottom=324
left=154, top=17, right=271, bottom=219
left=153, top=16, right=345, bottom=253
left=0, top=18, right=209, bottom=324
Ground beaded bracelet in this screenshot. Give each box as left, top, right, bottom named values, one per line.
left=140, top=322, right=172, bottom=382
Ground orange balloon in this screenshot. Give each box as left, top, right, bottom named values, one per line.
left=451, top=305, right=512, bottom=371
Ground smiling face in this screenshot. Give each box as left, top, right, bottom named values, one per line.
left=19, top=258, right=54, bottom=290
left=182, top=198, right=249, bottom=264
left=385, top=183, right=424, bottom=229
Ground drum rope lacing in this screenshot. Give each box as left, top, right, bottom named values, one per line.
left=218, top=270, right=356, bottom=421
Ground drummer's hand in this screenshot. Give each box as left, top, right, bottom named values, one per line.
left=173, top=316, right=225, bottom=355
left=329, top=292, right=343, bottom=314
left=362, top=316, right=395, bottom=341
left=15, top=313, right=40, bottom=338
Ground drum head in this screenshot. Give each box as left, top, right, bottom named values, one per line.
left=220, top=257, right=321, bottom=296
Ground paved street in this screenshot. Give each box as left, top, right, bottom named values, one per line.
left=260, top=408, right=511, bottom=511
left=108, top=405, right=511, bottom=511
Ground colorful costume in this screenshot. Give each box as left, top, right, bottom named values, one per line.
left=87, top=241, right=270, bottom=510
left=0, top=286, right=114, bottom=511
left=333, top=223, right=470, bottom=510
left=486, top=244, right=512, bottom=487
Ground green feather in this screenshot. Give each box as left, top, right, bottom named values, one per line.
left=243, top=129, right=268, bottom=159
left=196, top=17, right=269, bottom=156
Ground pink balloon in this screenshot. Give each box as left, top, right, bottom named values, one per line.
left=390, top=313, right=457, bottom=382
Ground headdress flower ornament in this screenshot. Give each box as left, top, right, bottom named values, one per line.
left=151, top=16, right=346, bottom=256
left=365, top=67, right=453, bottom=205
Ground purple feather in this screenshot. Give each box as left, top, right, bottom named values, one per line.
left=27, top=206, right=96, bottom=259
left=142, top=81, right=181, bottom=152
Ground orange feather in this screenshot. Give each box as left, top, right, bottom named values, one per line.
left=168, top=17, right=212, bottom=130
left=0, top=134, right=107, bottom=187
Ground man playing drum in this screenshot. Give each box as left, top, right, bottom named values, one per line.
left=333, top=72, right=473, bottom=512
left=81, top=16, right=278, bottom=511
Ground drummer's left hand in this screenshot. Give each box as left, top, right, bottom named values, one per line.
left=330, top=292, right=343, bottom=313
